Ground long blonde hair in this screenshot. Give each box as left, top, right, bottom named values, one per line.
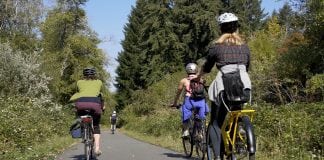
left=213, top=32, right=244, bottom=45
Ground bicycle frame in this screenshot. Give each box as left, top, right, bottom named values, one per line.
left=221, top=109, right=255, bottom=155
left=80, top=114, right=94, bottom=160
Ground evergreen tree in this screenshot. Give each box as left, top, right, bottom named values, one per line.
left=277, top=2, right=296, bottom=35
left=116, top=0, right=224, bottom=108
left=172, top=0, right=221, bottom=63
left=140, top=0, right=183, bottom=86
left=115, top=0, right=147, bottom=108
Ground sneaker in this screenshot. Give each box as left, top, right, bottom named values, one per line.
left=182, top=129, right=189, bottom=138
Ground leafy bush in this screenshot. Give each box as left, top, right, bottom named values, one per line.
left=0, top=42, right=51, bottom=99
left=306, top=74, right=324, bottom=101
left=0, top=43, right=75, bottom=159
left=0, top=97, right=74, bottom=159
left=254, top=103, right=323, bottom=159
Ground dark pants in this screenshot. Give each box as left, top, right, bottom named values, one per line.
left=75, top=97, right=103, bottom=134
left=209, top=100, right=229, bottom=157
left=77, top=110, right=101, bottom=134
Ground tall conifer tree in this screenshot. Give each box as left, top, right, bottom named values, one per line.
left=115, top=0, right=148, bottom=108
left=172, top=0, right=221, bottom=63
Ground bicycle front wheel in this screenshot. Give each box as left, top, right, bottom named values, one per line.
left=196, top=121, right=207, bottom=159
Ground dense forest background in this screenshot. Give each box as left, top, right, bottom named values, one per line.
left=0, top=0, right=322, bottom=159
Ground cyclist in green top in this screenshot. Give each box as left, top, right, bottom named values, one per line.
left=70, top=67, right=105, bottom=156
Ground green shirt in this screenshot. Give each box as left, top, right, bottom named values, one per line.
left=70, top=79, right=103, bottom=101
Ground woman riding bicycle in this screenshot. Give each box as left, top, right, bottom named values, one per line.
left=195, top=13, right=252, bottom=160
left=171, top=63, right=209, bottom=137
left=70, top=67, right=105, bottom=156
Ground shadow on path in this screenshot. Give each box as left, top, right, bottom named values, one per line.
left=69, top=154, right=98, bottom=160
left=162, top=153, right=200, bottom=160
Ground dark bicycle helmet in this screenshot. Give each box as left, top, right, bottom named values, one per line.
left=83, top=67, right=96, bottom=76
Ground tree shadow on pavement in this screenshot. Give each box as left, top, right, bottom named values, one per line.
left=163, top=153, right=200, bottom=159
left=70, top=154, right=98, bottom=160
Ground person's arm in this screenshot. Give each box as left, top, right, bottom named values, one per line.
left=196, top=46, right=217, bottom=80
left=246, top=45, right=251, bottom=72
left=172, top=79, right=185, bottom=107
left=69, top=80, right=81, bottom=101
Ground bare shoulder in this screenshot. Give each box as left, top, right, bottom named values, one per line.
left=180, top=77, right=188, bottom=84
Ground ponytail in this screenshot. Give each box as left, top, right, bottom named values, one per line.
left=214, top=33, right=244, bottom=45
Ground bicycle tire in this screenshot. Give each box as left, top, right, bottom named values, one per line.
left=195, top=120, right=207, bottom=159
left=84, top=124, right=94, bottom=160
left=206, top=123, right=217, bottom=160
left=232, top=116, right=255, bottom=160
left=182, top=120, right=193, bottom=157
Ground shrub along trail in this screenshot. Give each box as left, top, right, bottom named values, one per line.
left=57, top=130, right=189, bottom=160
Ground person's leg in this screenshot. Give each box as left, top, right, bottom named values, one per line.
left=196, top=99, right=209, bottom=120
left=93, top=114, right=101, bottom=154
left=182, top=97, right=192, bottom=137
left=94, top=134, right=101, bottom=153
left=209, top=102, right=222, bottom=159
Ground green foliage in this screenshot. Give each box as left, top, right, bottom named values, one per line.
left=121, top=69, right=324, bottom=159
left=172, top=0, right=220, bottom=62
left=0, top=97, right=74, bottom=159
left=40, top=4, right=110, bottom=104
left=306, top=74, right=324, bottom=101
left=0, top=43, right=51, bottom=98
left=254, top=103, right=323, bottom=159
left=0, top=42, right=76, bottom=159
left=116, top=0, right=221, bottom=109
left=0, top=0, right=43, bottom=52
left=248, top=17, right=285, bottom=103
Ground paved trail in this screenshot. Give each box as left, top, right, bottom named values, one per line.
left=57, top=130, right=197, bottom=160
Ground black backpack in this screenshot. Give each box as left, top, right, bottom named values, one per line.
left=190, top=80, right=205, bottom=99
left=221, top=70, right=250, bottom=103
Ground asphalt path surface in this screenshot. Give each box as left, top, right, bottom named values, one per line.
left=57, top=130, right=199, bottom=160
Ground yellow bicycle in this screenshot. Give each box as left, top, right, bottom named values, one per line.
left=207, top=92, right=256, bottom=160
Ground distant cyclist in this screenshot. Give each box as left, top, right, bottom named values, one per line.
left=70, top=67, right=105, bottom=156
left=171, top=63, right=209, bottom=137
left=196, top=13, right=252, bottom=160
left=110, top=110, right=117, bottom=133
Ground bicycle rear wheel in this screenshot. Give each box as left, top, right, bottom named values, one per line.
left=232, top=116, right=255, bottom=160
left=195, top=120, right=207, bottom=159
left=84, top=125, right=94, bottom=160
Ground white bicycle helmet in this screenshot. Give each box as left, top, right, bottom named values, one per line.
left=113, top=110, right=116, bottom=114
left=185, top=63, right=198, bottom=74
left=217, top=12, right=238, bottom=24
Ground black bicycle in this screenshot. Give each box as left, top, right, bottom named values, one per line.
left=180, top=105, right=207, bottom=159
left=80, top=110, right=95, bottom=160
